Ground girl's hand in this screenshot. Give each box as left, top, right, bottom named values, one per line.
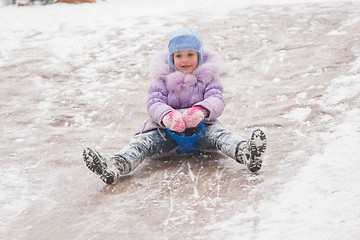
left=182, top=106, right=208, bottom=128
left=163, top=111, right=186, bottom=132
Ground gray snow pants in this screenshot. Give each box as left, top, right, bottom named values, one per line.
left=116, top=124, right=247, bottom=174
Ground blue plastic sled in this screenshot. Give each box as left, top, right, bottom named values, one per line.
left=166, top=122, right=206, bottom=154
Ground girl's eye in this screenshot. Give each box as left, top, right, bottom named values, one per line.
left=188, top=53, right=194, bottom=57
left=175, top=54, right=182, bottom=58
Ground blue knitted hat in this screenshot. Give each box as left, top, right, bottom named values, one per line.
left=168, top=28, right=203, bottom=71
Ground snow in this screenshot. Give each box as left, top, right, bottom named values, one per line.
left=1, top=0, right=360, bottom=239
left=208, top=72, right=360, bottom=240
left=283, top=107, right=312, bottom=123
left=257, top=108, right=360, bottom=240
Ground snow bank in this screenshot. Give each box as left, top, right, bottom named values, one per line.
left=256, top=111, right=360, bottom=240
left=208, top=59, right=360, bottom=240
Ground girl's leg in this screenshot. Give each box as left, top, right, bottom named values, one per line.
left=196, top=125, right=267, bottom=172
left=196, top=125, right=246, bottom=159
left=83, top=129, right=178, bottom=184
left=115, top=129, right=178, bottom=173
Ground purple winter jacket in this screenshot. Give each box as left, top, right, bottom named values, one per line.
left=137, top=50, right=225, bottom=134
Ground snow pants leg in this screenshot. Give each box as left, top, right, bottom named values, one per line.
left=196, top=125, right=247, bottom=161
left=115, top=129, right=178, bottom=174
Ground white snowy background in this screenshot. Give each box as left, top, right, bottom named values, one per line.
left=1, top=0, right=360, bottom=239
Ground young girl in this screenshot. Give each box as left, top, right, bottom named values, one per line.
left=83, top=28, right=267, bottom=185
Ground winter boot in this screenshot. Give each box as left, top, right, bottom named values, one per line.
left=83, top=147, right=130, bottom=185
left=236, top=129, right=267, bottom=172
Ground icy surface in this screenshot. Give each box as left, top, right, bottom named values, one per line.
left=1, top=0, right=360, bottom=239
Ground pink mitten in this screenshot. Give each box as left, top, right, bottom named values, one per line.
left=182, top=106, right=208, bottom=128
left=162, top=111, right=186, bottom=132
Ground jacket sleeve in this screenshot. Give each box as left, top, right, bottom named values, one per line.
left=195, top=77, right=225, bottom=121
left=147, top=77, right=174, bottom=126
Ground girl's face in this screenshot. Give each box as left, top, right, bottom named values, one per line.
left=173, top=50, right=198, bottom=73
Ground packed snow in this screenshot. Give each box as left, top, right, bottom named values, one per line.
left=1, top=0, right=360, bottom=239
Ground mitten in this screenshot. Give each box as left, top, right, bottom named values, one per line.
left=182, top=106, right=208, bottom=128
left=162, top=111, right=186, bottom=132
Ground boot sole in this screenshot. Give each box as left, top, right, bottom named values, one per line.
left=247, top=129, right=267, bottom=172
left=83, top=147, right=116, bottom=185
left=83, top=147, right=104, bottom=176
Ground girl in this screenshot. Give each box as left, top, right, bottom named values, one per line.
left=83, top=28, right=267, bottom=185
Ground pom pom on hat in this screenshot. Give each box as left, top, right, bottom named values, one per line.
left=168, top=28, right=203, bottom=71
